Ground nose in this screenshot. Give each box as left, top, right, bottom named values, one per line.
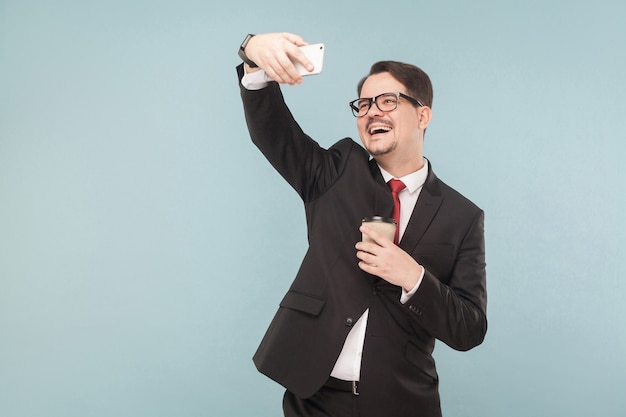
left=367, top=99, right=384, bottom=117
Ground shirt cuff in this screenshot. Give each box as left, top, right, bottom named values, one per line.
left=400, top=266, right=425, bottom=304
left=241, top=68, right=271, bottom=90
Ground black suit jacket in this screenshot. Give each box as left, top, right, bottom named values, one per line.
left=239, top=65, right=487, bottom=417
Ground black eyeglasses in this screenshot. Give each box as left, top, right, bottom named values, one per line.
left=349, top=92, right=423, bottom=117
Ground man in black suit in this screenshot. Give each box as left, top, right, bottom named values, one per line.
left=237, top=32, right=487, bottom=417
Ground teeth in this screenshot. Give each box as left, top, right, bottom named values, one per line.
left=369, top=125, right=391, bottom=134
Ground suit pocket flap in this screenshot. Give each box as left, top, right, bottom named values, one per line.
left=280, top=291, right=326, bottom=316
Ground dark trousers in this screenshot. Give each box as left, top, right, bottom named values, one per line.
left=283, top=381, right=360, bottom=417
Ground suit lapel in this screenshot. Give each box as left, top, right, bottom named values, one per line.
left=369, top=159, right=394, bottom=218
left=399, top=164, right=443, bottom=253
left=369, top=158, right=444, bottom=253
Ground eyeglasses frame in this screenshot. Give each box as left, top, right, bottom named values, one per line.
left=349, top=92, right=424, bottom=118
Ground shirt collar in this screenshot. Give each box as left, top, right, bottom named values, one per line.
left=379, top=158, right=429, bottom=194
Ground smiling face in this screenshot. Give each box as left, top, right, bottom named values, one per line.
left=356, top=72, right=431, bottom=175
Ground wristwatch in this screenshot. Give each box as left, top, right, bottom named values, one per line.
left=238, top=34, right=258, bottom=68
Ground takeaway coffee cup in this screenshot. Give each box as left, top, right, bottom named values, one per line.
left=361, top=216, right=397, bottom=243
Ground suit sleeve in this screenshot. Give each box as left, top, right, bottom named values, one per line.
left=237, top=64, right=349, bottom=202
left=405, top=209, right=487, bottom=351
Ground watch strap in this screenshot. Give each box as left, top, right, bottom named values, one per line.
left=239, top=34, right=258, bottom=68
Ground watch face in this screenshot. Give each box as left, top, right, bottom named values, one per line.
left=241, top=34, right=254, bottom=50
left=238, top=36, right=258, bottom=68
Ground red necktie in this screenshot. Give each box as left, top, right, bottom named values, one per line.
left=388, top=179, right=406, bottom=244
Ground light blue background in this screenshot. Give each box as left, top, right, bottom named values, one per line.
left=1, top=0, right=625, bottom=416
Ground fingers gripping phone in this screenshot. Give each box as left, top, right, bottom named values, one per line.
left=263, top=43, right=325, bottom=81
left=294, top=43, right=325, bottom=76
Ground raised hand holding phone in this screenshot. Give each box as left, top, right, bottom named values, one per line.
left=240, top=33, right=323, bottom=84
left=263, top=43, right=324, bottom=82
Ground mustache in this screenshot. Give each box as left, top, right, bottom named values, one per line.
left=366, top=118, right=393, bottom=129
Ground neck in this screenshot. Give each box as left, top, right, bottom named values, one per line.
left=376, top=154, right=425, bottom=178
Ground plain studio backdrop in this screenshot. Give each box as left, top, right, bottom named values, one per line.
left=1, top=1, right=625, bottom=416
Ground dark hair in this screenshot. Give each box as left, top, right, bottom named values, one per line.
left=357, top=61, right=433, bottom=108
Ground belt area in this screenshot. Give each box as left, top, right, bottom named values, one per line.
left=325, top=377, right=359, bottom=395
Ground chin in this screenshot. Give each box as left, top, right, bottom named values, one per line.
left=367, top=141, right=396, bottom=157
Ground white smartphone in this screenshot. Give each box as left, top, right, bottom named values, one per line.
left=293, top=43, right=325, bottom=76
left=262, top=43, right=325, bottom=82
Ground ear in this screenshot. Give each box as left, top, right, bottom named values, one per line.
left=417, top=106, right=432, bottom=130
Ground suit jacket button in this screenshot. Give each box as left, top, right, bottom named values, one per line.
left=372, top=286, right=380, bottom=295
left=344, top=317, right=354, bottom=327
left=409, top=305, right=423, bottom=315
